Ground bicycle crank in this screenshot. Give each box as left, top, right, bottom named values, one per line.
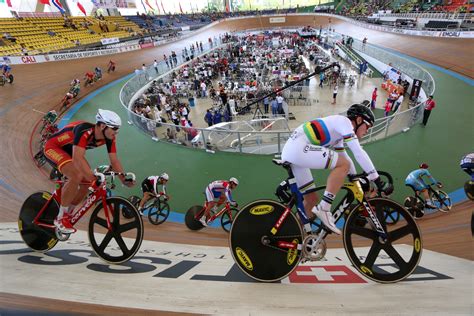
left=302, top=235, right=327, bottom=261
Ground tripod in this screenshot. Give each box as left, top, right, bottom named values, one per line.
left=238, top=63, right=340, bottom=116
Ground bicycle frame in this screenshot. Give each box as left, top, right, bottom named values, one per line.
left=33, top=180, right=113, bottom=231
left=272, top=167, right=389, bottom=248
left=197, top=202, right=231, bottom=224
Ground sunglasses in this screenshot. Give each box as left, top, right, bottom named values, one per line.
left=107, top=126, right=120, bottom=131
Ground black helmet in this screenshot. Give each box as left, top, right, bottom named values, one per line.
left=347, top=104, right=375, bottom=127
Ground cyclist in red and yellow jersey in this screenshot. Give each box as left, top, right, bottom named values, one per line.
left=44, top=109, right=135, bottom=234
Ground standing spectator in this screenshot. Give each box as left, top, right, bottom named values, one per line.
left=263, top=96, right=269, bottom=114
left=142, top=64, right=148, bottom=80
left=371, top=87, right=377, bottom=109
left=319, top=72, right=324, bottom=88
left=204, top=109, right=213, bottom=127
left=153, top=59, right=158, bottom=73
left=384, top=100, right=392, bottom=117
left=276, top=94, right=284, bottom=114
left=331, top=85, right=338, bottom=104
left=422, top=95, right=436, bottom=126
left=393, top=94, right=404, bottom=113
left=271, top=97, right=278, bottom=117
left=164, top=54, right=169, bottom=68
left=200, top=80, right=207, bottom=97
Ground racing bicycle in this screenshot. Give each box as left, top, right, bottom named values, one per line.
left=404, top=183, right=452, bottom=219
left=185, top=201, right=239, bottom=233
left=230, top=160, right=422, bottom=283
left=128, top=193, right=171, bottom=225
left=18, top=171, right=143, bottom=264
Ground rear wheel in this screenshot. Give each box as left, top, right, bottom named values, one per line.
left=88, top=197, right=143, bottom=264
left=18, top=191, right=59, bottom=252
left=148, top=199, right=170, bottom=225
left=230, top=199, right=303, bottom=282
left=184, top=205, right=205, bottom=230
left=343, top=198, right=422, bottom=283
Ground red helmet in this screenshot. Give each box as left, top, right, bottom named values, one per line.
left=419, top=163, right=429, bottom=169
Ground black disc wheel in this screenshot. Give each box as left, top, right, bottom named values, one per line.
left=148, top=200, right=170, bottom=225
left=88, top=197, right=143, bottom=264
left=230, top=199, right=303, bottom=282
left=185, top=205, right=205, bottom=230
left=220, top=207, right=239, bottom=232
left=343, top=197, right=422, bottom=283
left=18, top=191, right=59, bottom=252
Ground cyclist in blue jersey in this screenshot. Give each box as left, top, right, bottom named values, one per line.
left=405, top=163, right=443, bottom=209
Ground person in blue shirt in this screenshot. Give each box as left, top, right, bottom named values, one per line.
left=271, top=97, right=278, bottom=117
left=263, top=96, right=269, bottom=114
left=405, top=163, right=442, bottom=209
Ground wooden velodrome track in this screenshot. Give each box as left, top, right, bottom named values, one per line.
left=0, top=15, right=473, bottom=314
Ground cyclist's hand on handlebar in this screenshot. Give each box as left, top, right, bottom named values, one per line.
left=436, top=182, right=443, bottom=188
left=230, top=201, right=238, bottom=207
left=122, top=172, right=136, bottom=187
left=374, top=177, right=394, bottom=196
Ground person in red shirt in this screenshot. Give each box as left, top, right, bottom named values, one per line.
left=44, top=109, right=134, bottom=234
left=422, top=95, right=436, bottom=126
left=371, top=87, right=377, bottom=109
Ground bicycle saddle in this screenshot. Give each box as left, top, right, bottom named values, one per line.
left=272, top=159, right=292, bottom=170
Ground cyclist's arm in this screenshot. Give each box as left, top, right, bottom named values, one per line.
left=160, top=184, right=167, bottom=196
left=72, top=146, right=95, bottom=182
left=422, top=170, right=437, bottom=185
left=225, top=188, right=234, bottom=203
left=108, top=152, right=127, bottom=184
left=345, top=136, right=379, bottom=180
left=334, top=140, right=357, bottom=175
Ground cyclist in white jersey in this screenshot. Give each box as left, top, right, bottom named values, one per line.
left=138, top=173, right=169, bottom=215
left=281, top=104, right=393, bottom=234
left=201, top=178, right=239, bottom=226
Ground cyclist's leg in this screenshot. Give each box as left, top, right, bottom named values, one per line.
left=138, top=179, right=152, bottom=211
left=203, top=186, right=216, bottom=220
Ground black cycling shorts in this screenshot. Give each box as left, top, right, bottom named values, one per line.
left=141, top=179, right=154, bottom=193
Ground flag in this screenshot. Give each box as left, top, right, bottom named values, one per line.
left=39, top=0, right=50, bottom=5
left=139, top=0, right=147, bottom=12
left=179, top=2, right=183, bottom=14
left=75, top=0, right=86, bottom=16
left=155, top=0, right=160, bottom=14
left=145, top=0, right=154, bottom=11
left=5, top=0, right=12, bottom=7
left=51, top=0, right=65, bottom=13
left=160, top=0, right=165, bottom=14
left=225, top=0, right=229, bottom=13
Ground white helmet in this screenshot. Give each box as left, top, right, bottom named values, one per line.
left=159, top=173, right=169, bottom=181
left=96, top=109, right=121, bottom=128
left=229, top=177, right=239, bottom=185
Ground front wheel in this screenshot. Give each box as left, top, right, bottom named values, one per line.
left=432, top=190, right=452, bottom=213
left=343, top=198, right=422, bottom=283
left=88, top=197, right=143, bottom=264
left=220, top=207, right=239, bottom=232
left=230, top=200, right=303, bottom=282
left=148, top=200, right=170, bottom=225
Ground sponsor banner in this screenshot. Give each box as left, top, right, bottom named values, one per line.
left=181, top=26, right=190, bottom=31
left=140, top=42, right=154, bottom=49
left=2, top=55, right=48, bottom=64
left=47, top=48, right=122, bottom=61
left=101, top=37, right=120, bottom=45
left=269, top=17, right=286, bottom=23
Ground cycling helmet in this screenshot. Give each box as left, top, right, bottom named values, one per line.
left=159, top=173, right=169, bottom=181
left=347, top=104, right=375, bottom=127
left=229, top=177, right=239, bottom=185
left=96, top=109, right=121, bottom=128
left=419, top=163, right=429, bottom=169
